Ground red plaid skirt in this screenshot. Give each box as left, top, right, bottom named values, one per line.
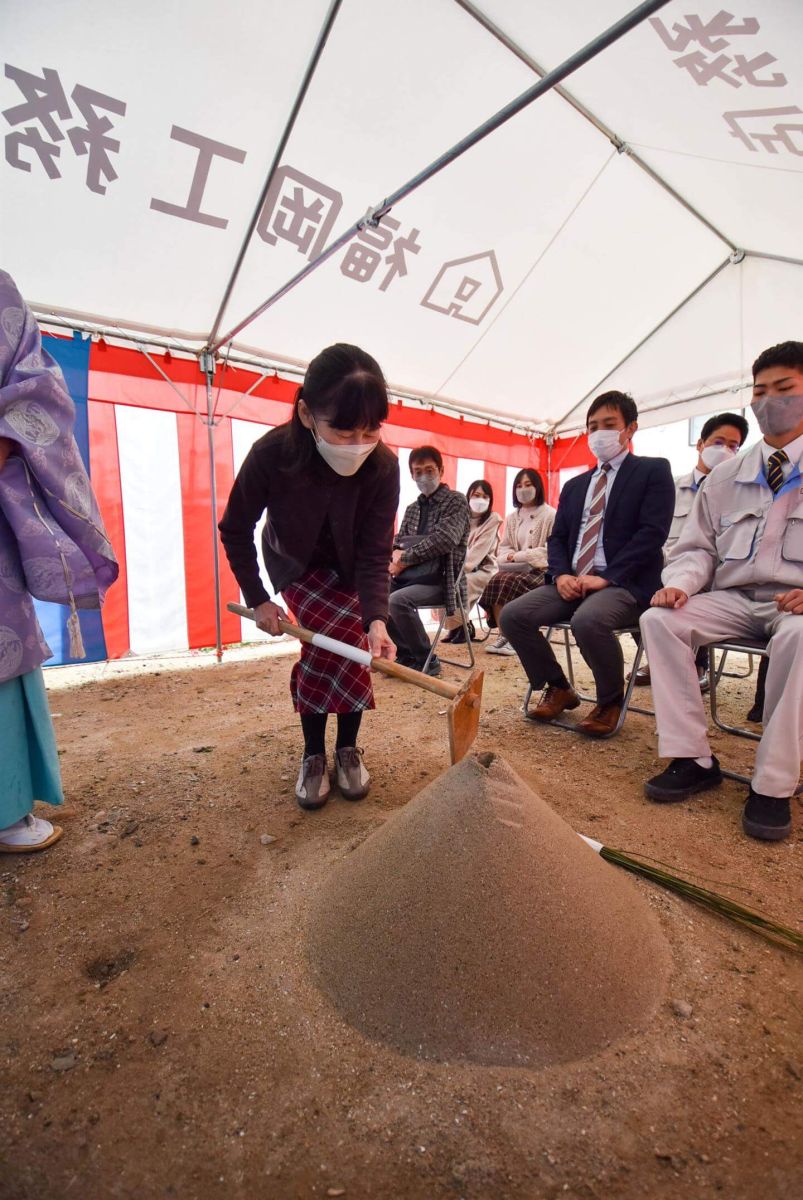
left=283, top=569, right=374, bottom=716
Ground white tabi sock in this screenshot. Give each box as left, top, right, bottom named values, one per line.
left=694, top=756, right=714, bottom=769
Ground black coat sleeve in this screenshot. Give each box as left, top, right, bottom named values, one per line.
left=599, top=459, right=675, bottom=589
left=353, top=456, right=400, bottom=626
left=218, top=445, right=273, bottom=609
left=546, top=480, right=579, bottom=579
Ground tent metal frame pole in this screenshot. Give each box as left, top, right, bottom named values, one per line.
left=36, top=310, right=547, bottom=434
left=138, top=346, right=200, bottom=417
left=453, top=0, right=736, bottom=252
left=207, top=0, right=673, bottom=355
left=745, top=250, right=803, bottom=269
left=205, top=0, right=343, bottom=349
left=201, top=352, right=224, bottom=665
left=557, top=382, right=754, bottom=436
left=553, top=255, right=733, bottom=430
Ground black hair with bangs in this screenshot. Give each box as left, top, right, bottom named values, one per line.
left=466, top=479, right=494, bottom=525
left=287, top=343, right=389, bottom=470
left=511, top=467, right=545, bottom=509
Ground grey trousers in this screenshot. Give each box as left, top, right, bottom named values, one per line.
left=387, top=582, right=445, bottom=664
left=499, top=583, right=640, bottom=705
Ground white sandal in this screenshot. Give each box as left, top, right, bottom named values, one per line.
left=0, top=813, right=63, bottom=853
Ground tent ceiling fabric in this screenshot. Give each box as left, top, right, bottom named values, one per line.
left=2, top=0, right=801, bottom=433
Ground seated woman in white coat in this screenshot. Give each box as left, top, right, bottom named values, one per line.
left=442, top=479, right=501, bottom=643
left=479, top=469, right=556, bottom=655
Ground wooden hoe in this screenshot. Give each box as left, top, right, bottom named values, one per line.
left=228, top=602, right=484, bottom=764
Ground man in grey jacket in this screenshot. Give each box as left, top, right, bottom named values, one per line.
left=640, top=342, right=803, bottom=842
left=633, top=411, right=749, bottom=690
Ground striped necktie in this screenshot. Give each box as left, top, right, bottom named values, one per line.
left=766, top=449, right=789, bottom=495
left=575, top=463, right=611, bottom=576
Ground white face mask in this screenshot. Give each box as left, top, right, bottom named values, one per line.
left=587, top=428, right=625, bottom=463
left=415, top=471, right=440, bottom=496
left=469, top=496, right=490, bottom=514
left=752, top=393, right=803, bottom=438
left=311, top=417, right=378, bottom=476
left=516, top=486, right=536, bottom=505
left=700, top=444, right=736, bottom=471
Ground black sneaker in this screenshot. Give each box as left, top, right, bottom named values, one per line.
left=644, top=756, right=722, bottom=803
left=742, top=789, right=792, bottom=841
left=423, top=655, right=442, bottom=677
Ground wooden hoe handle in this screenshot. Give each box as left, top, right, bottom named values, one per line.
left=227, top=602, right=459, bottom=700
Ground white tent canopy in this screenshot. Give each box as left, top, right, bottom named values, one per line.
left=3, top=0, right=802, bottom=432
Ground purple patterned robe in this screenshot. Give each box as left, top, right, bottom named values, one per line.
left=0, top=270, right=118, bottom=683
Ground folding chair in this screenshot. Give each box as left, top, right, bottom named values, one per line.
left=422, top=564, right=475, bottom=672
left=715, top=649, right=757, bottom=681
left=521, top=623, right=653, bottom=739
left=471, top=599, right=492, bottom=644
left=706, top=638, right=764, bottom=787
left=707, top=637, right=766, bottom=746
left=705, top=638, right=802, bottom=792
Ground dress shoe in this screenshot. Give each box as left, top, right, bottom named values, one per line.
left=742, top=788, right=791, bottom=841
left=527, top=684, right=581, bottom=722
left=577, top=702, right=622, bottom=737
left=628, top=664, right=651, bottom=686
left=745, top=702, right=763, bottom=724
left=697, top=665, right=710, bottom=693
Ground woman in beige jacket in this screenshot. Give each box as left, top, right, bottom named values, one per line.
left=443, top=479, right=502, bottom=642
left=480, top=468, right=556, bottom=655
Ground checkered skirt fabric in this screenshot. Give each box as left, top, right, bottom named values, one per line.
left=283, top=569, right=374, bottom=716
left=479, top=568, right=545, bottom=627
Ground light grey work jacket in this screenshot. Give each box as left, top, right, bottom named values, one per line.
left=664, top=441, right=803, bottom=599
left=665, top=469, right=699, bottom=554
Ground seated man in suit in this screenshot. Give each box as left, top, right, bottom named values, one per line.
left=641, top=341, right=803, bottom=842
left=500, top=391, right=674, bottom=736
left=633, top=411, right=749, bottom=691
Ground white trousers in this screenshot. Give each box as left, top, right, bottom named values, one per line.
left=640, top=590, right=803, bottom=798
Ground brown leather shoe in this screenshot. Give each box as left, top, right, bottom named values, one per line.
left=527, top=684, right=581, bottom=722
left=577, top=702, right=622, bottom=737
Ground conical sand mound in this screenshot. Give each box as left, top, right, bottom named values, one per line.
left=308, top=754, right=671, bottom=1068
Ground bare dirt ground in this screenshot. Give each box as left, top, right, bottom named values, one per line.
left=2, top=641, right=801, bottom=1200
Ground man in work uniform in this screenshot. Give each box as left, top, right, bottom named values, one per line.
left=640, top=341, right=803, bottom=842
left=632, top=412, right=749, bottom=689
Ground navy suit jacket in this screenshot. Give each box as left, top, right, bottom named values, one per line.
left=547, top=453, right=675, bottom=609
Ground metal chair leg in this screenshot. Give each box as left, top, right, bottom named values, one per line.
left=473, top=603, right=491, bottom=643
left=431, top=590, right=476, bottom=671
left=422, top=611, right=448, bottom=675
left=708, top=647, right=762, bottom=742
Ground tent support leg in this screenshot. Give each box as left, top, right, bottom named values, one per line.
left=202, top=352, right=224, bottom=665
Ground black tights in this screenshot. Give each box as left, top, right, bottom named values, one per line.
left=300, top=711, right=363, bottom=758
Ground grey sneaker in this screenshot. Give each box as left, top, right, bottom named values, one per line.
left=334, top=746, right=371, bottom=801
left=486, top=635, right=515, bottom=656
left=295, top=753, right=331, bottom=810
